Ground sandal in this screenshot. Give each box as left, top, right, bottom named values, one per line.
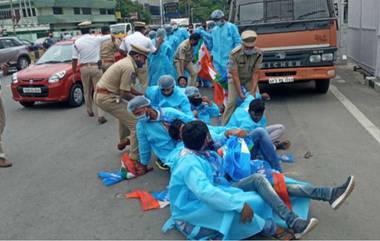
left=273, top=226, right=295, bottom=240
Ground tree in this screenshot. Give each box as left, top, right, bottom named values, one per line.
left=178, top=0, right=227, bottom=23
left=120, top=0, right=152, bottom=23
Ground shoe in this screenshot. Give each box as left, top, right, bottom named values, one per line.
left=292, top=218, right=319, bottom=240
left=155, top=159, right=169, bottom=171
left=117, top=139, right=130, bottom=151
left=98, top=116, right=107, bottom=125
left=275, top=140, right=291, bottom=150
left=87, top=111, right=95, bottom=117
left=329, top=176, right=355, bottom=210
left=0, top=158, right=12, bottom=168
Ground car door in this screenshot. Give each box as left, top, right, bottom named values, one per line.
left=0, top=38, right=20, bottom=65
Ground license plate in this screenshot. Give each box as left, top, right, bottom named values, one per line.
left=268, top=77, right=294, bottom=84
left=23, top=87, right=41, bottom=93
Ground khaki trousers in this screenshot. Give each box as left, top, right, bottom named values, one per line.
left=175, top=61, right=198, bottom=86
left=0, top=95, right=6, bottom=160
left=222, top=79, right=252, bottom=125
left=80, top=65, right=104, bottom=117
left=95, top=93, right=139, bottom=161
left=102, top=63, right=113, bottom=73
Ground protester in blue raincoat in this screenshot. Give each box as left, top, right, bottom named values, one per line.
left=148, top=28, right=176, bottom=86
left=184, top=86, right=220, bottom=125
left=195, top=27, right=213, bottom=51
left=128, top=96, right=194, bottom=171
left=163, top=121, right=356, bottom=240
left=165, top=25, right=180, bottom=63
left=227, top=98, right=291, bottom=150
left=148, top=30, right=156, bottom=40
left=210, top=9, right=241, bottom=76
left=145, top=75, right=192, bottom=116
left=171, top=21, right=190, bottom=44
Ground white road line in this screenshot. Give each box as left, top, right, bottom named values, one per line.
left=330, top=84, right=380, bottom=145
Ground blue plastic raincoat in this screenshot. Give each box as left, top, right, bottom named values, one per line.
left=173, top=27, right=189, bottom=44
left=166, top=34, right=180, bottom=61
left=136, top=107, right=195, bottom=165
left=211, top=22, right=241, bottom=75
left=145, top=86, right=193, bottom=116
left=191, top=102, right=220, bottom=125
left=148, top=40, right=176, bottom=86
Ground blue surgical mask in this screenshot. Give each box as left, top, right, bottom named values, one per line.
left=244, top=48, right=256, bottom=56
left=136, top=61, right=144, bottom=68
left=216, top=20, right=224, bottom=26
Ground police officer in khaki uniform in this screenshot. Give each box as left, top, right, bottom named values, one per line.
left=95, top=44, right=149, bottom=167
left=0, top=90, right=11, bottom=168
left=222, top=30, right=263, bottom=125
left=100, top=26, right=120, bottom=72
left=174, top=33, right=201, bottom=86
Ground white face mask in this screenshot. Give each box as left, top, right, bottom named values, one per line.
left=244, top=48, right=256, bottom=56
left=216, top=20, right=224, bottom=26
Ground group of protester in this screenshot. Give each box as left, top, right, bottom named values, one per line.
left=70, top=9, right=356, bottom=240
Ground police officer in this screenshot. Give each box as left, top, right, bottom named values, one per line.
left=100, top=26, right=120, bottom=73
left=0, top=78, right=11, bottom=168
left=174, top=33, right=201, bottom=87
left=72, top=21, right=113, bottom=124
left=222, top=30, right=263, bottom=125
left=95, top=44, right=149, bottom=168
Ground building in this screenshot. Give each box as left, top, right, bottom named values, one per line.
left=0, top=0, right=116, bottom=41
left=346, top=0, right=380, bottom=78
left=132, top=0, right=161, bottom=25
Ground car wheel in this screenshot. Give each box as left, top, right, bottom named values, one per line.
left=315, top=79, right=330, bottom=94
left=20, top=101, right=35, bottom=107
left=17, top=56, right=30, bottom=70
left=68, top=83, right=84, bottom=107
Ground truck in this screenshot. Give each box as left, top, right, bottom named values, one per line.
left=110, top=23, right=133, bottom=39
left=229, top=0, right=337, bottom=93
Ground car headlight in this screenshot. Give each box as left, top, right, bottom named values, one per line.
left=48, top=70, right=66, bottom=83
left=309, top=55, right=321, bottom=63
left=322, top=53, right=334, bottom=61
left=12, top=73, right=18, bottom=83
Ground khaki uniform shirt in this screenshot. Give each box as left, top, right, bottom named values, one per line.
left=100, top=39, right=120, bottom=62
left=174, top=39, right=194, bottom=64
left=228, top=46, right=263, bottom=84
left=97, top=55, right=137, bottom=94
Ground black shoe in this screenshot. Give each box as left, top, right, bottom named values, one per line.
left=98, top=116, right=107, bottom=125
left=292, top=218, right=319, bottom=240
left=329, top=176, right=355, bottom=210
left=155, top=159, right=169, bottom=171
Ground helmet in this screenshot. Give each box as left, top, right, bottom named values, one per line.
left=210, top=9, right=225, bottom=20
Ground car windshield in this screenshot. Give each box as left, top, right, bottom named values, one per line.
left=111, top=25, right=126, bottom=35
left=237, top=0, right=332, bottom=24
left=36, top=44, right=73, bottom=64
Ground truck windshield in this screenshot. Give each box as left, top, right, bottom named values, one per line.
left=237, top=0, right=332, bottom=24
left=110, top=25, right=126, bottom=35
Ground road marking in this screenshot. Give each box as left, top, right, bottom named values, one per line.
left=330, top=84, right=380, bottom=145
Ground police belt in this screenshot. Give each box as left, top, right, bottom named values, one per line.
left=96, top=87, right=114, bottom=95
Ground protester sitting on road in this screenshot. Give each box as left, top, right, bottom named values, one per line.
left=128, top=96, right=194, bottom=171
left=227, top=98, right=291, bottom=150
left=168, top=119, right=283, bottom=172
left=164, top=120, right=355, bottom=240
left=145, top=75, right=193, bottom=116
left=184, top=86, right=220, bottom=125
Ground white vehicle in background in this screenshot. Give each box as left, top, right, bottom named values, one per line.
left=170, top=18, right=190, bottom=27
left=110, top=23, right=133, bottom=38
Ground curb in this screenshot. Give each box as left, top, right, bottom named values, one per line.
left=366, top=77, right=380, bottom=94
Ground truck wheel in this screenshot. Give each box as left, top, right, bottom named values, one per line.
left=315, top=79, right=330, bottom=94
left=17, top=56, right=30, bottom=70
left=68, top=83, right=84, bottom=107
left=20, top=101, right=35, bottom=107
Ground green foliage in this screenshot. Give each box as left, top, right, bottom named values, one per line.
left=178, top=0, right=227, bottom=23
left=120, top=0, right=152, bottom=23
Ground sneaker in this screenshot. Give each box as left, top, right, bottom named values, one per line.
left=329, top=176, right=355, bottom=210
left=98, top=116, right=107, bottom=125
left=275, top=140, right=291, bottom=150
left=292, top=218, right=319, bottom=240
left=155, top=159, right=169, bottom=171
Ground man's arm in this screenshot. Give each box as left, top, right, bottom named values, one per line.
left=231, top=69, right=245, bottom=99
left=250, top=52, right=263, bottom=95
left=72, top=44, right=79, bottom=82
left=136, top=122, right=152, bottom=166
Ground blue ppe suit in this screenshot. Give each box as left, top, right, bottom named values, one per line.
left=191, top=102, right=220, bottom=125
left=136, top=107, right=195, bottom=166
left=211, top=22, right=241, bottom=75
left=166, top=34, right=180, bottom=62
left=148, top=40, right=176, bottom=86
left=145, top=86, right=193, bottom=116
left=173, top=27, right=189, bottom=44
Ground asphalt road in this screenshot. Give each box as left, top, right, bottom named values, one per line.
left=0, top=65, right=379, bottom=239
